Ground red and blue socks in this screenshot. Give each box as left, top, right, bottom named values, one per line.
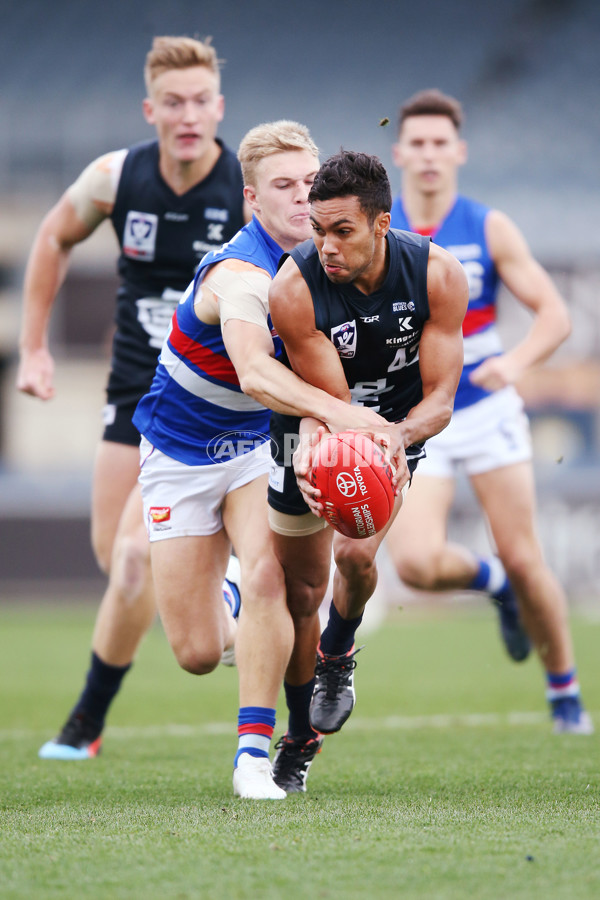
left=235, top=706, right=276, bottom=766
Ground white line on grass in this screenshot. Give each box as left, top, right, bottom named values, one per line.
left=0, top=710, right=563, bottom=742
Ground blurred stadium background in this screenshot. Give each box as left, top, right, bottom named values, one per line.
left=0, top=0, right=599, bottom=602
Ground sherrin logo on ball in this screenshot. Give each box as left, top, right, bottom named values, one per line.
left=309, top=431, right=395, bottom=539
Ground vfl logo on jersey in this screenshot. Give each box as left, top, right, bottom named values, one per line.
left=331, top=320, right=357, bottom=358
left=123, top=211, right=158, bottom=261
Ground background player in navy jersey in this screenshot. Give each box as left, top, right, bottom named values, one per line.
left=17, top=36, right=249, bottom=759
left=266, top=150, right=468, bottom=768
left=385, top=89, right=592, bottom=734
left=133, top=122, right=389, bottom=799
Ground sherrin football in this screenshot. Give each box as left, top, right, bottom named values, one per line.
left=309, top=431, right=395, bottom=539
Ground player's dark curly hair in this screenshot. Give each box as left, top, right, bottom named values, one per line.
left=308, top=149, right=392, bottom=225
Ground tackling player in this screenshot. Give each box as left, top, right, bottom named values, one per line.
left=133, top=123, right=389, bottom=798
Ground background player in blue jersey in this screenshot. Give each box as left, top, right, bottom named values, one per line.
left=17, top=36, right=248, bottom=759
left=134, top=123, right=389, bottom=799
left=385, top=89, right=592, bottom=734
left=266, top=150, right=468, bottom=772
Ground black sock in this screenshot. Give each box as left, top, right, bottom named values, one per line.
left=319, top=602, right=363, bottom=657
left=73, top=651, right=132, bottom=730
left=284, top=679, right=317, bottom=738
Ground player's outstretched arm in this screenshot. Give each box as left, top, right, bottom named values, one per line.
left=470, top=210, right=571, bottom=392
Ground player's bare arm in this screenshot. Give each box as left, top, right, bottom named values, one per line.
left=203, top=258, right=385, bottom=426
left=470, top=210, right=571, bottom=391
left=393, top=243, right=468, bottom=449
left=17, top=153, right=120, bottom=400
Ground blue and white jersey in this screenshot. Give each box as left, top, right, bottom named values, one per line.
left=391, top=194, right=502, bottom=410
left=133, top=217, right=283, bottom=465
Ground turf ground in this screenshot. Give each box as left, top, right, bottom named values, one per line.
left=1, top=598, right=598, bottom=900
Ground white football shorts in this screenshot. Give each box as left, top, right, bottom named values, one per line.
left=419, top=386, right=532, bottom=478
left=139, top=436, right=271, bottom=540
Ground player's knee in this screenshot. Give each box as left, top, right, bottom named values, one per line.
left=334, top=541, right=376, bottom=582
left=243, top=554, right=286, bottom=609
left=500, top=546, right=542, bottom=593
left=112, top=534, right=151, bottom=603
left=173, top=639, right=220, bottom=676
left=286, top=571, right=330, bottom=620
left=396, top=552, right=439, bottom=591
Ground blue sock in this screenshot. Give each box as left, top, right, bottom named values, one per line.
left=235, top=706, right=276, bottom=766
left=546, top=669, right=580, bottom=702
left=319, top=602, right=363, bottom=656
left=469, top=557, right=506, bottom=597
left=74, top=651, right=131, bottom=729
left=284, top=679, right=317, bottom=739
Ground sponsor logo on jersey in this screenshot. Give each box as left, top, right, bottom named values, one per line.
left=360, top=315, right=379, bottom=323
left=149, top=506, right=171, bottom=523
left=207, top=223, right=224, bottom=242
left=398, top=317, right=413, bottom=331
left=137, top=297, right=180, bottom=349
left=331, top=320, right=357, bottom=358
left=193, top=239, right=222, bottom=256
left=123, top=211, right=158, bottom=261
left=164, top=211, right=189, bottom=222
left=204, top=208, right=230, bottom=222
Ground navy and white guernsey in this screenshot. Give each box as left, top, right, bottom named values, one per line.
left=391, top=195, right=501, bottom=410
left=270, top=227, right=430, bottom=479
left=289, top=228, right=429, bottom=418
left=108, top=138, right=244, bottom=407
left=133, top=216, right=283, bottom=466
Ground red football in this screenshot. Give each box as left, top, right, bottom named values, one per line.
left=309, top=431, right=395, bottom=539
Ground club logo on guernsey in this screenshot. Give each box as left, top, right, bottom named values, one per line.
left=393, top=300, right=416, bottom=313
left=149, top=507, right=170, bottom=523
left=331, top=321, right=357, bottom=358
left=123, top=211, right=158, bottom=261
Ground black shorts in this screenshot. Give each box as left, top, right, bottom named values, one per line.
left=267, top=411, right=427, bottom=517
left=101, top=400, right=141, bottom=447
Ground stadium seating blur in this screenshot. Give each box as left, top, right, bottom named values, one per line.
left=0, top=0, right=598, bottom=594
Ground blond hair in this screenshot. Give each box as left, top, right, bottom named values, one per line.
left=237, top=120, right=319, bottom=186
left=144, top=36, right=222, bottom=93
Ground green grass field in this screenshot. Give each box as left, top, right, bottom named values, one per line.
left=1, top=599, right=599, bottom=900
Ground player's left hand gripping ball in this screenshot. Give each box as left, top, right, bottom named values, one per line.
left=310, top=431, right=395, bottom=539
